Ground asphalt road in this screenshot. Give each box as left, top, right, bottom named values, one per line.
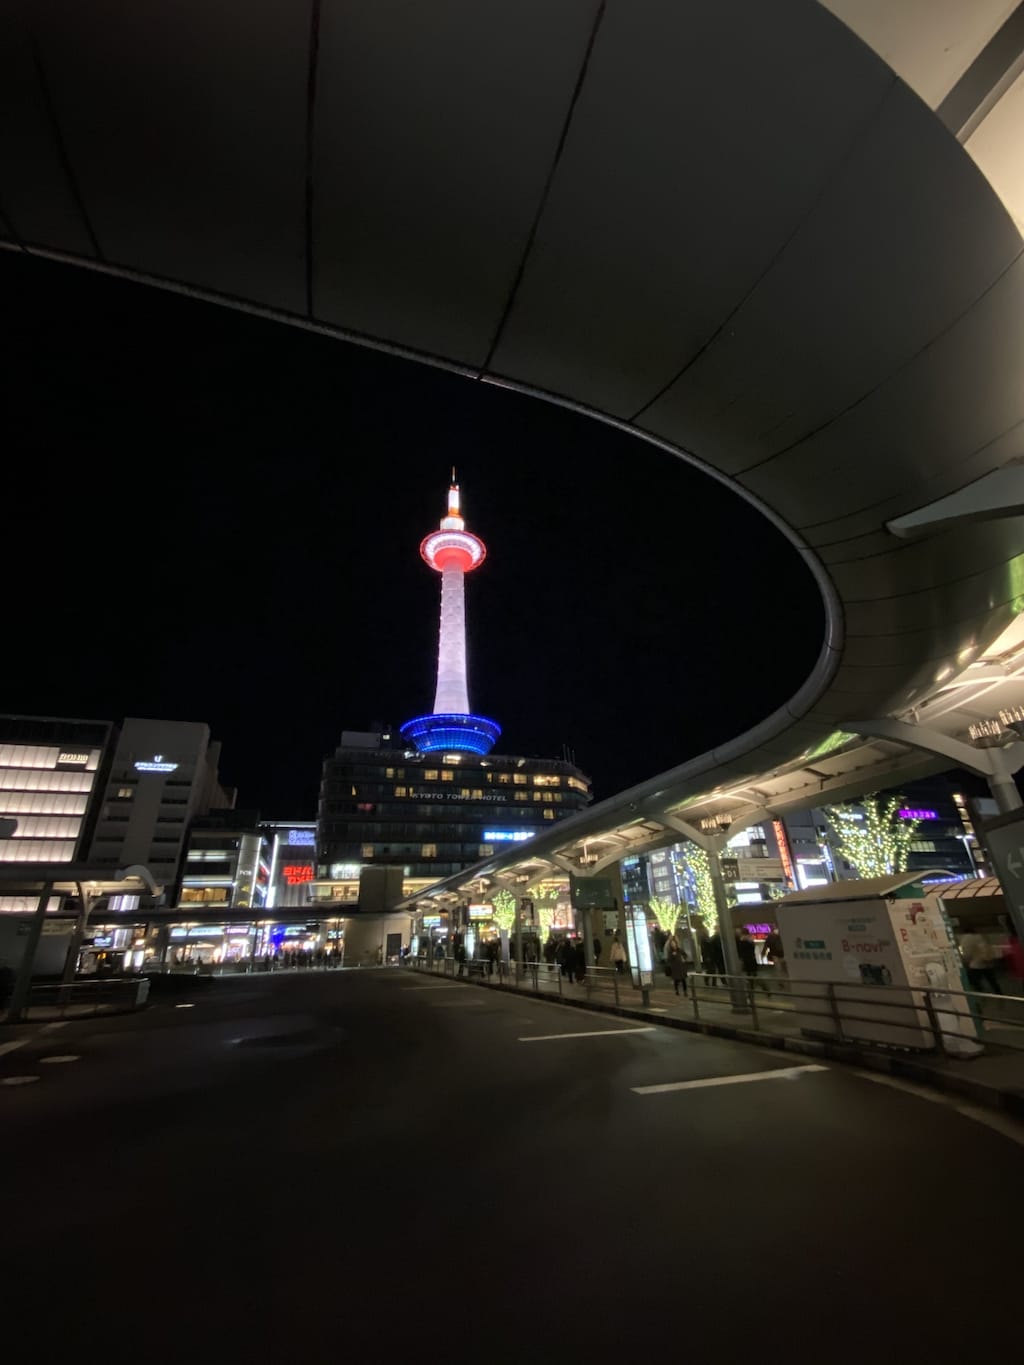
left=2, top=969, right=1021, bottom=1364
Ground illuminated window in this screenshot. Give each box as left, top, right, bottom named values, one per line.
left=513, top=773, right=527, bottom=785
left=441, top=770, right=454, bottom=782
left=460, top=788, right=471, bottom=798
left=424, top=770, right=439, bottom=781
left=117, top=787, right=133, bottom=799
left=534, top=774, right=561, bottom=787
left=386, top=768, right=395, bottom=779
left=543, top=809, right=555, bottom=820
left=515, top=792, right=528, bottom=802
left=534, top=792, right=543, bottom=801
left=471, top=789, right=483, bottom=799
left=554, top=793, right=562, bottom=802
left=543, top=792, right=554, bottom=802
left=395, top=786, right=407, bottom=797
left=496, top=773, right=512, bottom=785
left=479, top=845, right=494, bottom=857
left=421, top=844, right=438, bottom=858
left=568, top=777, right=588, bottom=793
left=361, top=844, right=375, bottom=858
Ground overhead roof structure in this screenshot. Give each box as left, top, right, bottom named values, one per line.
left=0, top=864, right=162, bottom=898
left=3, top=2, right=1024, bottom=907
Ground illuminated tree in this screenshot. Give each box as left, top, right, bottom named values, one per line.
left=648, top=897, right=680, bottom=936
left=679, top=843, right=720, bottom=935
left=823, top=795, right=920, bottom=878
left=537, top=906, right=555, bottom=942
left=491, top=888, right=517, bottom=933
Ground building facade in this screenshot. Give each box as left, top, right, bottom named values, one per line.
left=313, top=725, right=592, bottom=905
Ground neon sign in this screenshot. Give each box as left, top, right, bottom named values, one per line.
left=482, top=830, right=534, bottom=842
left=282, top=864, right=314, bottom=885
left=898, top=808, right=937, bottom=821
left=134, top=754, right=178, bottom=773
left=287, top=830, right=315, bottom=846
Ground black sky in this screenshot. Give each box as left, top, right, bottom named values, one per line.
left=4, top=250, right=824, bottom=816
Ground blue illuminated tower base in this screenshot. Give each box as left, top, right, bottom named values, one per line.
left=400, top=713, right=501, bottom=756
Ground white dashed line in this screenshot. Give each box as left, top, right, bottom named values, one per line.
left=519, top=1027, right=657, bottom=1043
left=632, top=1064, right=828, bottom=1094
left=40, top=1055, right=79, bottom=1065
left=1, top=1075, right=40, bottom=1086
left=0, top=1040, right=29, bottom=1058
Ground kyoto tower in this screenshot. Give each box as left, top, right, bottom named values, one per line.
left=400, top=474, right=501, bottom=755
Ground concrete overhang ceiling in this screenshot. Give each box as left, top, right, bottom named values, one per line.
left=3, top=1, right=1023, bottom=898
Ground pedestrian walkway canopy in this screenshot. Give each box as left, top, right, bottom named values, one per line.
left=5, top=3, right=1024, bottom=911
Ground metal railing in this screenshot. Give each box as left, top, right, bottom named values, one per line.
left=411, top=955, right=1024, bottom=1057
left=11, top=976, right=151, bottom=1021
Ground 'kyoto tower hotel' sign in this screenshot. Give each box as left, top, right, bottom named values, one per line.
left=400, top=475, right=501, bottom=755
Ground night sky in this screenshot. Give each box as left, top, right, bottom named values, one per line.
left=5, top=249, right=824, bottom=817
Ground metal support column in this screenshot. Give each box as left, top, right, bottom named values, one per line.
left=707, top=848, right=749, bottom=1012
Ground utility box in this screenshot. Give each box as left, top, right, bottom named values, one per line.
left=358, top=866, right=405, bottom=913
left=775, top=872, right=982, bottom=1054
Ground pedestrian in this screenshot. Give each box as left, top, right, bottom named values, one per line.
left=544, top=935, right=557, bottom=971
left=763, top=927, right=788, bottom=986
left=557, top=937, right=572, bottom=978
left=610, top=936, right=627, bottom=975
left=573, top=938, right=587, bottom=984
left=958, top=928, right=1002, bottom=995
left=736, top=928, right=767, bottom=993
left=665, top=933, right=689, bottom=997
left=707, top=930, right=726, bottom=987
left=1002, top=924, right=1024, bottom=995
left=593, top=936, right=602, bottom=968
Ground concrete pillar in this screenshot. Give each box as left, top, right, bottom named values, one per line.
left=988, top=766, right=1023, bottom=814
left=7, top=882, right=54, bottom=1022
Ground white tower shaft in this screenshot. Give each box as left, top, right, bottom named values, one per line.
left=433, top=564, right=471, bottom=714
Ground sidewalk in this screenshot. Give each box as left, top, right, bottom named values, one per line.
left=415, top=961, right=1024, bottom=1120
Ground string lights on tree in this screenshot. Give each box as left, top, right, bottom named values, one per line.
left=824, top=794, right=920, bottom=878
left=490, top=888, right=517, bottom=933
left=648, top=897, right=680, bottom=936
left=680, top=843, right=720, bottom=935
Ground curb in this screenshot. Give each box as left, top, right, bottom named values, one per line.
left=423, top=971, right=1024, bottom=1122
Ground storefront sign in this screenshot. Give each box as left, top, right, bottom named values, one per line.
left=57, top=751, right=89, bottom=766
left=468, top=904, right=491, bottom=920
left=282, top=863, right=314, bottom=885
left=134, top=754, right=179, bottom=773
left=287, top=829, right=315, bottom=846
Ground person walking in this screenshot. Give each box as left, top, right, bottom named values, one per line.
left=763, top=927, right=787, bottom=988
left=593, top=936, right=602, bottom=968
left=707, top=930, right=726, bottom=987
left=736, top=927, right=767, bottom=993
left=610, top=935, right=627, bottom=975
left=958, top=929, right=1002, bottom=995
left=665, top=933, right=689, bottom=997
left=573, top=937, right=587, bottom=984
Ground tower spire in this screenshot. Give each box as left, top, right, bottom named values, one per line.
left=400, top=478, right=501, bottom=756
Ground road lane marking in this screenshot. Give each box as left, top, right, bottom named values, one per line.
left=42, top=1022, right=68, bottom=1031
left=1, top=1075, right=40, bottom=1086
left=40, top=1055, right=79, bottom=1064
left=851, top=1068, right=1024, bottom=1148
left=0, top=1040, right=29, bottom=1058
left=404, top=985, right=467, bottom=991
left=519, top=1027, right=657, bottom=1043
left=632, top=1064, right=827, bottom=1094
